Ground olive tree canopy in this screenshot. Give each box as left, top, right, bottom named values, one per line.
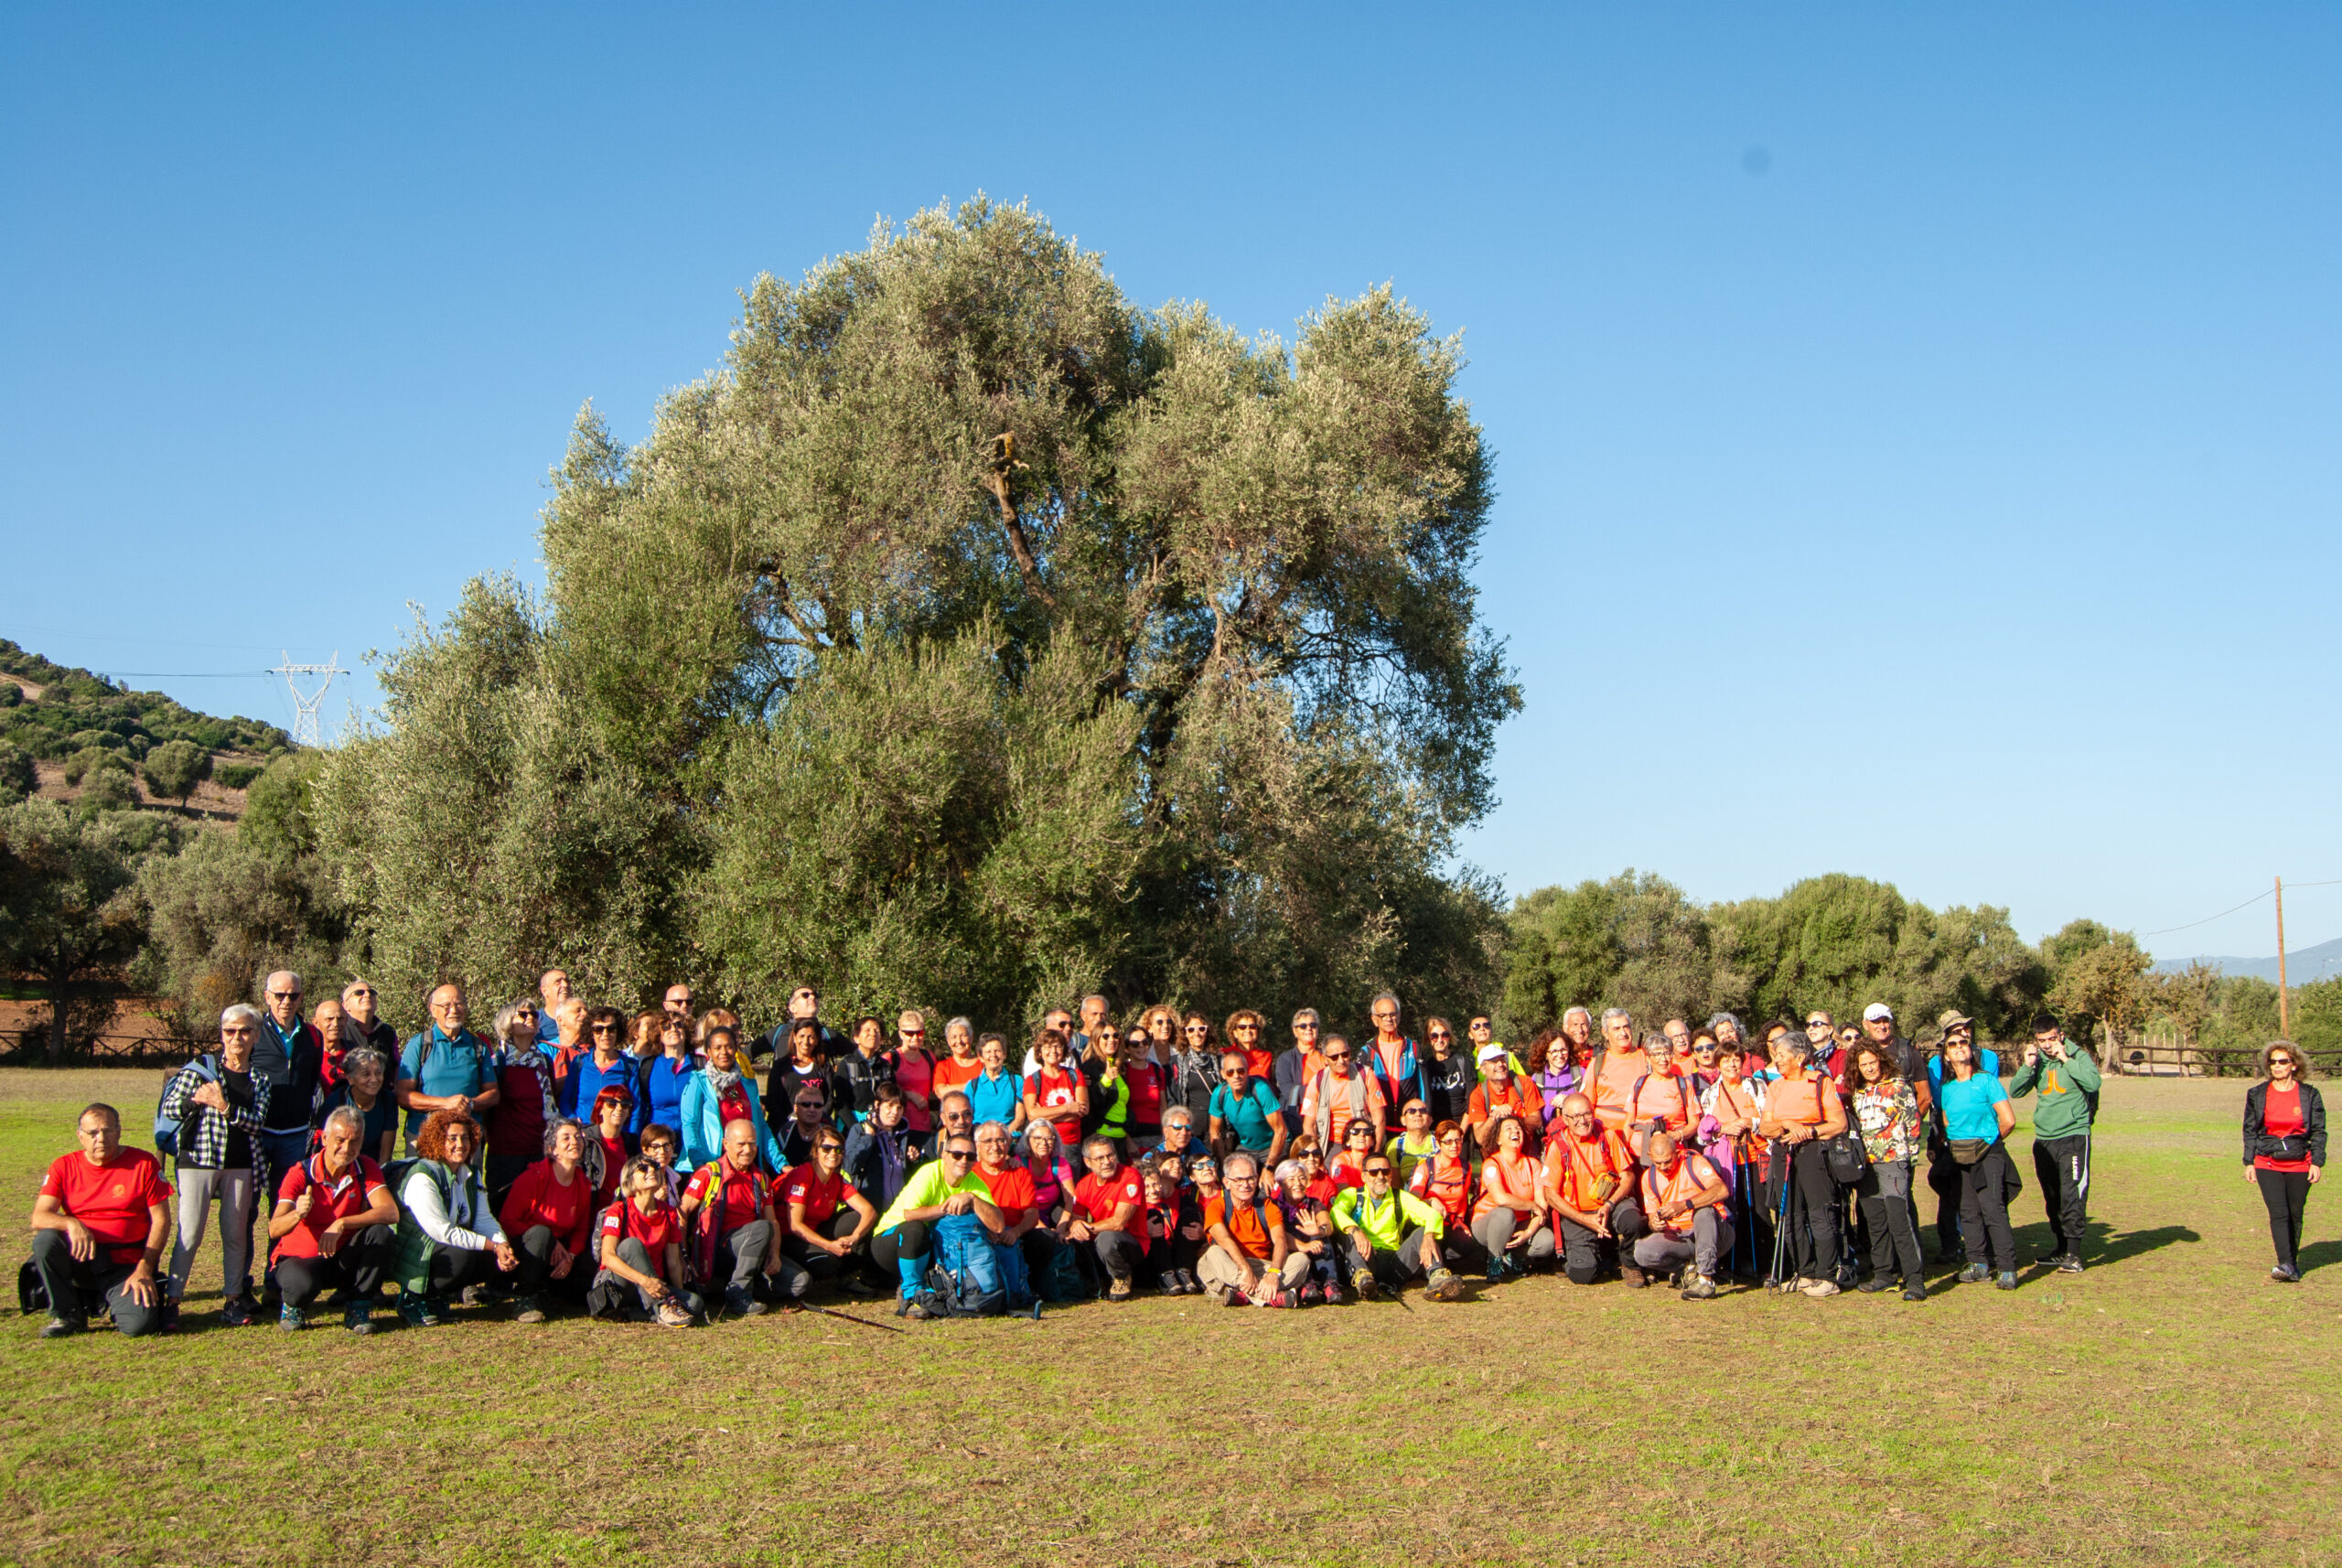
left=321, top=199, right=1519, bottom=1029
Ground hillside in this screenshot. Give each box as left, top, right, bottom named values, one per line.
left=0, top=638, right=290, bottom=816
left=2157, top=936, right=2342, bottom=986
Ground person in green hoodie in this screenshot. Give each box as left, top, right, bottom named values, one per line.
left=2011, top=1012, right=2101, bottom=1273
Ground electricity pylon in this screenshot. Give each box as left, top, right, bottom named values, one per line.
left=272, top=652, right=346, bottom=746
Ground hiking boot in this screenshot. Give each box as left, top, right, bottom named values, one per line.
left=344, top=1301, right=374, bottom=1336
left=1799, top=1278, right=1841, bottom=1298
left=1107, top=1277, right=1133, bottom=1303
left=902, top=1296, right=933, bottom=1321
left=512, top=1297, right=546, bottom=1324
left=1258, top=1287, right=1298, bottom=1309
left=156, top=1298, right=180, bottom=1335
left=1159, top=1271, right=1185, bottom=1295
left=1176, top=1270, right=1200, bottom=1294
left=1353, top=1273, right=1380, bottom=1302
left=459, top=1284, right=489, bottom=1307
left=220, top=1294, right=257, bottom=1328
left=1995, top=1271, right=2018, bottom=1291
left=1619, top=1264, right=1647, bottom=1289
left=654, top=1300, right=694, bottom=1328
left=1424, top=1268, right=1463, bottom=1302
left=1857, top=1276, right=1893, bottom=1294
left=1957, top=1263, right=1990, bottom=1284
left=1213, top=1284, right=1242, bottom=1306
left=1321, top=1281, right=1347, bottom=1305
left=277, top=1303, right=305, bottom=1332
left=2274, top=1264, right=2302, bottom=1283
left=843, top=1277, right=881, bottom=1297
left=1681, top=1275, right=1717, bottom=1301
left=40, top=1316, right=85, bottom=1339
left=725, top=1286, right=768, bottom=1318
left=1901, top=1283, right=1928, bottom=1302
left=2057, top=1255, right=2085, bottom=1275
left=396, top=1291, right=439, bottom=1328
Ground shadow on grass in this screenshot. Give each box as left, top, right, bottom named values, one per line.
left=2087, top=1222, right=2201, bottom=1265
left=2296, top=1239, right=2342, bottom=1274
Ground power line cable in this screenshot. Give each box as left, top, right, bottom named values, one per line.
left=2140, top=879, right=2342, bottom=940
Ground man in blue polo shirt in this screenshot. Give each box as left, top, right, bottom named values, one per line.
left=396, top=983, right=500, bottom=1151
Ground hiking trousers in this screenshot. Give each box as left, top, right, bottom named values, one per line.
left=2032, top=1133, right=2091, bottom=1258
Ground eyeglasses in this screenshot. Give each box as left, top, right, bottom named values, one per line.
left=220, top=1026, right=256, bottom=1037
left=347, top=986, right=373, bottom=997
left=942, top=1148, right=974, bottom=1162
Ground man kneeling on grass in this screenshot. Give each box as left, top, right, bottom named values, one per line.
left=31, top=1104, right=172, bottom=1338
left=267, top=1105, right=398, bottom=1334
left=681, top=1119, right=785, bottom=1319
left=1199, top=1152, right=1311, bottom=1307
left=1332, top=1153, right=1462, bottom=1302
left=1630, top=1132, right=1734, bottom=1300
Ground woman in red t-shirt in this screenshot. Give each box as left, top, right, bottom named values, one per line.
left=1330, top=1119, right=1378, bottom=1192
left=1022, top=1029, right=1088, bottom=1151
left=891, top=1011, right=936, bottom=1135
left=1408, top=1120, right=1477, bottom=1238
left=591, top=1155, right=698, bottom=1326
left=498, top=1118, right=596, bottom=1321
left=931, top=1016, right=984, bottom=1099
left=2244, top=1041, right=2326, bottom=1283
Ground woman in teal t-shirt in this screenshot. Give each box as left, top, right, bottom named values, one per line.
left=1938, top=1036, right=2017, bottom=1289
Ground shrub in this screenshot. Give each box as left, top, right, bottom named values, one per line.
left=0, top=741, right=34, bottom=802
left=77, top=768, right=137, bottom=814
left=214, top=761, right=263, bottom=790
left=61, top=746, right=133, bottom=787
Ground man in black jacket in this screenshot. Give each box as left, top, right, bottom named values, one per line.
left=251, top=970, right=324, bottom=1304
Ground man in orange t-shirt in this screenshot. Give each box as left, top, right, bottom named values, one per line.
left=1542, top=1093, right=1647, bottom=1286
left=1198, top=1152, right=1309, bottom=1306
left=1587, top=1008, right=1648, bottom=1128
left=1629, top=1131, right=1734, bottom=1297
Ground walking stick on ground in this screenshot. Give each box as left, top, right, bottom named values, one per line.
left=1767, top=1156, right=1794, bottom=1287
left=801, top=1302, right=909, bottom=1336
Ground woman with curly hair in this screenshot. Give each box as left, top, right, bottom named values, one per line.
left=393, top=1109, right=516, bottom=1327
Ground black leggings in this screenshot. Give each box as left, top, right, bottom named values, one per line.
left=1957, top=1142, right=2018, bottom=1272
left=2258, top=1168, right=2312, bottom=1272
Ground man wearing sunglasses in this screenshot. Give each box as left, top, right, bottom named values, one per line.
left=558, top=1008, right=642, bottom=1133
left=871, top=1136, right=1002, bottom=1319
left=1208, top=1051, right=1288, bottom=1165
left=1301, top=1035, right=1387, bottom=1153
left=1332, top=1155, right=1461, bottom=1301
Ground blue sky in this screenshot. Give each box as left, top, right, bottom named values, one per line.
left=5, top=5, right=2337, bottom=954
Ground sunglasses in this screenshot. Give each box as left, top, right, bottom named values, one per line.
left=591, top=1024, right=619, bottom=1034
left=1184, top=1025, right=1209, bottom=1035
left=1324, top=1051, right=1351, bottom=1062
left=347, top=987, right=374, bottom=997
left=1363, top=1167, right=1392, bottom=1178
left=899, top=1028, right=925, bottom=1037
left=943, top=1149, right=974, bottom=1162
left=515, top=1007, right=539, bottom=1017
left=1427, top=1031, right=1451, bottom=1040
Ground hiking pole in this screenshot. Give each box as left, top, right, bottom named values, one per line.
left=1767, top=1156, right=1792, bottom=1288
left=801, top=1302, right=908, bottom=1336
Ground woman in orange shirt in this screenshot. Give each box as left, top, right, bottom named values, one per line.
left=1757, top=1031, right=1848, bottom=1298
left=1468, top=1112, right=1552, bottom=1281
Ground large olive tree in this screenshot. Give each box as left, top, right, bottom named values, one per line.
left=320, top=199, right=1520, bottom=1033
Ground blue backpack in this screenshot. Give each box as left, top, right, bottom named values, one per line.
left=153, top=1056, right=218, bottom=1159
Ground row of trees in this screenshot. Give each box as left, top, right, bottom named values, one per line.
left=1499, top=868, right=2330, bottom=1057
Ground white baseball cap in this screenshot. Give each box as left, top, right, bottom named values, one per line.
left=1476, top=1043, right=1507, bottom=1064
left=1862, top=1003, right=1893, bottom=1023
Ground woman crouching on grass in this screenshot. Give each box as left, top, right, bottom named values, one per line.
left=589, top=1156, right=699, bottom=1326
left=393, top=1110, right=517, bottom=1327
left=2244, top=1041, right=2326, bottom=1283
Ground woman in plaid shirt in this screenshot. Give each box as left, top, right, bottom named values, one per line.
left=158, top=1004, right=273, bottom=1327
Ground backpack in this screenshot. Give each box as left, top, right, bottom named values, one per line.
left=153, top=1055, right=218, bottom=1159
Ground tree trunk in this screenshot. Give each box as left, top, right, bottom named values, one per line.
left=46, top=978, right=70, bottom=1066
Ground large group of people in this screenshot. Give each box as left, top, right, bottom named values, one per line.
left=26, top=969, right=2326, bottom=1337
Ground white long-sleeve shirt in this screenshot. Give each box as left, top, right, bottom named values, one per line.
left=400, top=1164, right=507, bottom=1251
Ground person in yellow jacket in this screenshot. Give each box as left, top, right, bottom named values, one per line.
left=1333, top=1155, right=1464, bottom=1300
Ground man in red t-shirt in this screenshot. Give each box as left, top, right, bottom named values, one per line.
left=31, top=1104, right=173, bottom=1337
left=773, top=1128, right=878, bottom=1300
left=266, top=1105, right=400, bottom=1333
left=1069, top=1136, right=1147, bottom=1301
left=681, top=1119, right=784, bottom=1317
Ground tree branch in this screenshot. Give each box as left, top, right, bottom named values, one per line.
left=986, top=434, right=1056, bottom=611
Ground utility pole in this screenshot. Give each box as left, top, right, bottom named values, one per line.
left=271, top=652, right=346, bottom=747
left=2275, top=875, right=2290, bottom=1038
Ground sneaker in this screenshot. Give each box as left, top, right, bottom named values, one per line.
left=1901, top=1283, right=1928, bottom=1303
left=1619, top=1264, right=1647, bottom=1289
left=1159, top=1272, right=1184, bottom=1295
left=843, top=1277, right=882, bottom=1297
left=1995, top=1271, right=2018, bottom=1291
left=40, top=1316, right=84, bottom=1339
left=1176, top=1270, right=1201, bottom=1294
left=220, top=1294, right=257, bottom=1328
left=1107, top=1277, right=1132, bottom=1303
left=654, top=1301, right=694, bottom=1328
left=1257, top=1288, right=1297, bottom=1309
left=1856, top=1277, right=1893, bottom=1294
left=277, top=1303, right=305, bottom=1332
left=1681, top=1275, right=1717, bottom=1300
left=512, top=1297, right=546, bottom=1324
left=902, top=1296, right=933, bottom=1321
left=344, top=1301, right=374, bottom=1336
left=396, top=1291, right=439, bottom=1328
left=1957, top=1263, right=1990, bottom=1284
left=458, top=1284, right=489, bottom=1307
left=1212, top=1284, right=1242, bottom=1307
left=724, top=1286, right=767, bottom=1318
left=2057, top=1255, right=2085, bottom=1275
left=156, top=1299, right=180, bottom=1335
left=2275, top=1264, right=2303, bottom=1283
left=1799, top=1279, right=1841, bottom=1298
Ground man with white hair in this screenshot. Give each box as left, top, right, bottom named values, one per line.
left=535, top=969, right=573, bottom=1044
left=251, top=970, right=325, bottom=1304
left=265, top=1105, right=399, bottom=1333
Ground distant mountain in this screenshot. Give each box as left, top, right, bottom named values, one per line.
left=0, top=638, right=290, bottom=790
left=2156, top=937, right=2342, bottom=985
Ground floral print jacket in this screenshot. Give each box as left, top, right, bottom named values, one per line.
left=1852, top=1080, right=1923, bottom=1167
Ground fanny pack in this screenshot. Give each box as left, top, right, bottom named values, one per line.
left=2263, top=1133, right=2308, bottom=1162
left=1949, top=1138, right=1994, bottom=1166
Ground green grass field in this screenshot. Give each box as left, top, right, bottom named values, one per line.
left=0, top=1069, right=2333, bottom=1568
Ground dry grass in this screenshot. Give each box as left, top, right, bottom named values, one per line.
left=0, top=1069, right=2334, bottom=1568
